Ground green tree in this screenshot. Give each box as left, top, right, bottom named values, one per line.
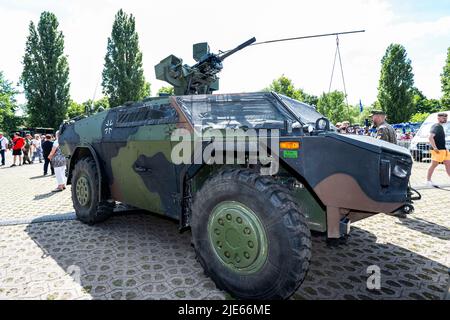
left=102, top=9, right=148, bottom=108
left=82, top=97, right=110, bottom=114
left=411, top=88, right=441, bottom=114
left=301, top=91, right=319, bottom=107
left=265, top=75, right=318, bottom=106
left=412, top=88, right=427, bottom=113
left=410, top=112, right=430, bottom=123
left=358, top=105, right=375, bottom=126
left=93, top=96, right=110, bottom=111
left=344, top=102, right=377, bottom=127
left=317, top=91, right=348, bottom=124
left=157, top=86, right=175, bottom=96
left=377, top=44, right=415, bottom=123
left=265, top=75, right=303, bottom=100
left=0, top=72, right=22, bottom=133
left=21, top=11, right=70, bottom=129
left=67, top=100, right=85, bottom=119
left=441, top=47, right=450, bottom=108
left=67, top=97, right=111, bottom=119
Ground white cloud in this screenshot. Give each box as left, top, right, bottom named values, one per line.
left=0, top=0, right=448, bottom=106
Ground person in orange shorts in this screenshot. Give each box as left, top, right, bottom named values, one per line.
left=427, top=112, right=450, bottom=187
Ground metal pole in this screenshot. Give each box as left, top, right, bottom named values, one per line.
left=250, top=30, right=365, bottom=47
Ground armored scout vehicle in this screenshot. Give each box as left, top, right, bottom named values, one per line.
left=59, top=38, right=417, bottom=299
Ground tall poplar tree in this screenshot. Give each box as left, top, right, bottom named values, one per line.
left=441, top=47, right=450, bottom=108
left=377, top=44, right=415, bottom=123
left=21, top=11, right=70, bottom=129
left=102, top=9, right=149, bottom=108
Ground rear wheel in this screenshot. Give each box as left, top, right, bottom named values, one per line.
left=191, top=168, right=311, bottom=300
left=71, top=157, right=114, bottom=224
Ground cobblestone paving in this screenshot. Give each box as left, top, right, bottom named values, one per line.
left=0, top=153, right=449, bottom=300
left=409, top=159, right=450, bottom=188
left=0, top=156, right=73, bottom=222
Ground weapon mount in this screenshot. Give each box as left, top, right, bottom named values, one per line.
left=155, top=37, right=256, bottom=96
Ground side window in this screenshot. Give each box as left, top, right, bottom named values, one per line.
left=115, top=103, right=178, bottom=127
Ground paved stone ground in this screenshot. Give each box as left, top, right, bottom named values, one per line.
left=0, top=153, right=449, bottom=300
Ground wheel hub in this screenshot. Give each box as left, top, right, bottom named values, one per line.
left=208, top=201, right=268, bottom=274
left=75, top=176, right=90, bottom=206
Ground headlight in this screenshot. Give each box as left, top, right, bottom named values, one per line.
left=393, top=164, right=408, bottom=178
left=315, top=117, right=330, bottom=131
left=317, top=119, right=327, bottom=130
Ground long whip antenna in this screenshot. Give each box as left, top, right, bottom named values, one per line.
left=250, top=30, right=365, bottom=47
left=220, top=30, right=365, bottom=53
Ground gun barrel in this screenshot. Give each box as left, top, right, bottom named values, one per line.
left=219, top=37, right=256, bottom=61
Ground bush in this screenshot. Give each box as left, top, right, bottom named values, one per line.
left=410, top=112, right=430, bottom=123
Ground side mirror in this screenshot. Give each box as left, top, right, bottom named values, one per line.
left=303, top=125, right=314, bottom=134
left=284, top=120, right=293, bottom=133
left=292, top=121, right=302, bottom=129
left=315, top=117, right=330, bottom=131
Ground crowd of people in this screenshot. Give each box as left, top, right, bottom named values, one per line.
left=336, top=111, right=416, bottom=142
left=335, top=111, right=450, bottom=187
left=336, top=121, right=417, bottom=141
left=335, top=110, right=398, bottom=144
left=0, top=131, right=67, bottom=192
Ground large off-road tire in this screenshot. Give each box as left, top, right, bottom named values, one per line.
left=71, top=157, right=114, bottom=225
left=191, top=168, right=311, bottom=300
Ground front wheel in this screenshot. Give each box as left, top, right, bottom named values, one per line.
left=191, top=169, right=311, bottom=300
left=71, top=157, right=114, bottom=225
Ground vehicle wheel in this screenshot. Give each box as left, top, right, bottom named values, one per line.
left=191, top=168, right=311, bottom=300
left=71, top=157, right=114, bottom=225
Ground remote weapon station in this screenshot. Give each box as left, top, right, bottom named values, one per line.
left=155, top=37, right=256, bottom=95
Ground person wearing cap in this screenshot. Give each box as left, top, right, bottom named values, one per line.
left=371, top=110, right=397, bottom=144
left=427, top=112, right=450, bottom=187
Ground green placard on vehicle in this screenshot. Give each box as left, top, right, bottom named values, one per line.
left=283, top=150, right=298, bottom=159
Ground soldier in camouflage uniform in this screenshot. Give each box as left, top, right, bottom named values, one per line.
left=371, top=110, right=397, bottom=144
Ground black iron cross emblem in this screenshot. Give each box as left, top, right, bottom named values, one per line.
left=104, top=120, right=113, bottom=134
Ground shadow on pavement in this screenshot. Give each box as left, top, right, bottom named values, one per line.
left=33, top=192, right=58, bottom=201
left=395, top=217, right=450, bottom=241
left=25, top=211, right=449, bottom=300
left=295, top=226, right=448, bottom=300
left=30, top=175, right=50, bottom=180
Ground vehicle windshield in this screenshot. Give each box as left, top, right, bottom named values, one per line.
left=278, top=95, right=324, bottom=125
left=416, top=122, right=450, bottom=139
left=176, top=93, right=295, bottom=130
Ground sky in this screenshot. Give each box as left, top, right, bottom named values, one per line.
left=0, top=0, right=449, bottom=107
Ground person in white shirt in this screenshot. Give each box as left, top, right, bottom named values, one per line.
left=0, top=132, right=8, bottom=166
left=31, top=134, right=43, bottom=163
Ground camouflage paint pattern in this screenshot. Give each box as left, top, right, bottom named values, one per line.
left=59, top=92, right=414, bottom=233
